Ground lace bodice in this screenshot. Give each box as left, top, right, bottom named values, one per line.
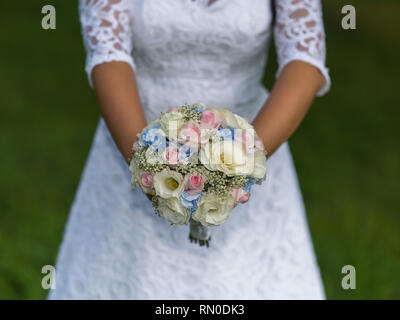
left=79, top=0, right=330, bottom=104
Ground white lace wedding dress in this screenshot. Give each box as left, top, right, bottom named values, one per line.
left=49, top=0, right=330, bottom=299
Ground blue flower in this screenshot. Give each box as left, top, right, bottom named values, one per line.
left=243, top=177, right=256, bottom=193
left=139, top=123, right=166, bottom=152
left=216, top=126, right=236, bottom=141
left=151, top=136, right=168, bottom=153
left=180, top=191, right=202, bottom=215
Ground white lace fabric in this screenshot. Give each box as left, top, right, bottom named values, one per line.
left=79, top=0, right=136, bottom=87
left=50, top=0, right=329, bottom=299
left=79, top=0, right=330, bottom=94
left=274, top=0, right=330, bottom=95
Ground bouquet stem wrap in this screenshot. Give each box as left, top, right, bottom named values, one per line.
left=189, top=220, right=211, bottom=247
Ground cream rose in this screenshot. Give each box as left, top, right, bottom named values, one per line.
left=157, top=197, right=190, bottom=225
left=208, top=107, right=239, bottom=128
left=153, top=169, right=184, bottom=199
left=233, top=114, right=253, bottom=130
left=199, top=140, right=255, bottom=176
left=235, top=128, right=255, bottom=153
left=192, top=193, right=235, bottom=226
left=159, top=110, right=185, bottom=140
left=250, top=150, right=267, bottom=180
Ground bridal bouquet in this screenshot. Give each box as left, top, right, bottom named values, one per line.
left=129, top=103, right=267, bottom=247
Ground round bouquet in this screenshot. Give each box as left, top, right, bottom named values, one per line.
left=129, top=103, right=267, bottom=247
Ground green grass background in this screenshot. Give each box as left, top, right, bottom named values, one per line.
left=0, top=0, right=399, bottom=299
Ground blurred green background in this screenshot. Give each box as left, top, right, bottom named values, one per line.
left=0, top=0, right=399, bottom=299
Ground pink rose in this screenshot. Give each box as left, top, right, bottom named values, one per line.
left=231, top=188, right=250, bottom=205
left=178, top=120, right=201, bottom=150
left=139, top=171, right=154, bottom=194
left=184, top=173, right=205, bottom=195
left=200, top=110, right=222, bottom=130
left=162, top=145, right=180, bottom=166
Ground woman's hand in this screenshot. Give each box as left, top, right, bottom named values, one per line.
left=252, top=60, right=325, bottom=157
left=92, top=61, right=147, bottom=164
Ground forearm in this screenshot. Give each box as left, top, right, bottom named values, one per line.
left=92, top=61, right=147, bottom=163
left=252, top=60, right=325, bottom=156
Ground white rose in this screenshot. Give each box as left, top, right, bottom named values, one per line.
left=153, top=169, right=184, bottom=198
left=159, top=110, right=185, bottom=140
left=192, top=193, right=235, bottom=226
left=233, top=114, right=253, bottom=130
left=230, top=114, right=258, bottom=150
left=157, top=197, right=190, bottom=225
left=199, top=140, right=254, bottom=176
left=199, top=128, right=217, bottom=145
left=250, top=150, right=267, bottom=180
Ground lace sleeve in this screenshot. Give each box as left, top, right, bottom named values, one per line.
left=274, top=0, right=331, bottom=96
left=79, top=0, right=135, bottom=87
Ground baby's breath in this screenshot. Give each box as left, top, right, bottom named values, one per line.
left=202, top=170, right=249, bottom=199
left=228, top=175, right=247, bottom=189
left=180, top=103, right=202, bottom=122
left=134, top=147, right=165, bottom=172
left=176, top=161, right=207, bottom=176
left=202, top=170, right=229, bottom=199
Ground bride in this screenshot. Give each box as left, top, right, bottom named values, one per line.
left=49, top=0, right=330, bottom=299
